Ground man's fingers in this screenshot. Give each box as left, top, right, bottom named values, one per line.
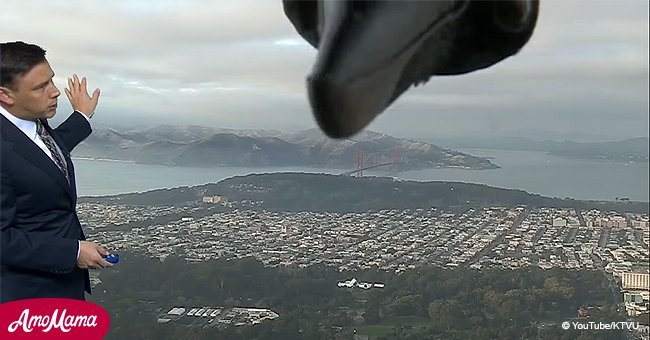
left=78, top=260, right=112, bottom=270
left=77, top=241, right=113, bottom=270
left=91, top=89, right=100, bottom=107
left=91, top=95, right=100, bottom=111
left=65, top=75, right=99, bottom=117
left=95, top=245, right=109, bottom=256
left=100, top=259, right=114, bottom=268
left=91, top=259, right=112, bottom=269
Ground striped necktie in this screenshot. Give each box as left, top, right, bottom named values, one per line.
left=36, top=120, right=69, bottom=182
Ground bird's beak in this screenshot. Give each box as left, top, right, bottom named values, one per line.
left=307, top=1, right=467, bottom=138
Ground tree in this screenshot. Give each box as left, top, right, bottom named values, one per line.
left=428, top=299, right=463, bottom=331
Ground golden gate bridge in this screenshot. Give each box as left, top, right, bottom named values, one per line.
left=340, top=146, right=402, bottom=177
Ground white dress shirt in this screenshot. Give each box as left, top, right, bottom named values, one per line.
left=0, top=105, right=90, bottom=161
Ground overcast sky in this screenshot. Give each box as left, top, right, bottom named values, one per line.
left=1, top=0, right=648, bottom=141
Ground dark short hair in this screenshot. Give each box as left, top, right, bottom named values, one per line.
left=0, top=41, right=47, bottom=89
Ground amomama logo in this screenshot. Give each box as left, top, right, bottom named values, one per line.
left=0, top=298, right=110, bottom=339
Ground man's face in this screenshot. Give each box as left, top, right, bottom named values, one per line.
left=0, top=61, right=60, bottom=121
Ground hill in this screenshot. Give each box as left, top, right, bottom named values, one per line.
left=73, top=126, right=498, bottom=170
left=81, top=173, right=649, bottom=213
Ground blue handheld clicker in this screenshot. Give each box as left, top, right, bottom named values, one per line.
left=103, top=253, right=119, bottom=264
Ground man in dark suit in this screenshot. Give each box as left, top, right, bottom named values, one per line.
left=1, top=41, right=114, bottom=303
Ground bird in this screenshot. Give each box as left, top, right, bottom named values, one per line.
left=283, top=0, right=539, bottom=138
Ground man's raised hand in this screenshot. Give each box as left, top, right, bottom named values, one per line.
left=64, top=74, right=100, bottom=117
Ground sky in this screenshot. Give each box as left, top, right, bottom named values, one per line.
left=1, top=0, right=648, bottom=141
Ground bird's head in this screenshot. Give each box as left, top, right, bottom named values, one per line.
left=283, top=0, right=539, bottom=138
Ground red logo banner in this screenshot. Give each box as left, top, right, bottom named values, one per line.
left=0, top=298, right=110, bottom=339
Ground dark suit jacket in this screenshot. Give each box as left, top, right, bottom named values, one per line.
left=1, top=111, right=92, bottom=303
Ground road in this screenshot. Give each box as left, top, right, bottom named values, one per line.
left=462, top=208, right=530, bottom=268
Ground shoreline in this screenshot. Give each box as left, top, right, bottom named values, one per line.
left=72, top=150, right=649, bottom=202
left=72, top=157, right=135, bottom=163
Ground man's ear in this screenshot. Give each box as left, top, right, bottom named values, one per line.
left=0, top=86, right=15, bottom=106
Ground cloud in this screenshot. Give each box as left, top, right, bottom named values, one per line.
left=1, top=0, right=647, bottom=140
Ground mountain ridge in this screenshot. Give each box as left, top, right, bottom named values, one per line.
left=425, top=136, right=649, bottom=162
left=74, top=125, right=498, bottom=170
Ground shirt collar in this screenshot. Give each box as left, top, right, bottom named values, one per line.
left=0, top=105, right=38, bottom=141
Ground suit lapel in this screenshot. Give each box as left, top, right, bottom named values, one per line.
left=1, top=115, right=74, bottom=199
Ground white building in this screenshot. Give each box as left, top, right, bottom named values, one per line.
left=552, top=218, right=567, bottom=227
left=166, top=307, right=185, bottom=316
left=622, top=273, right=650, bottom=291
